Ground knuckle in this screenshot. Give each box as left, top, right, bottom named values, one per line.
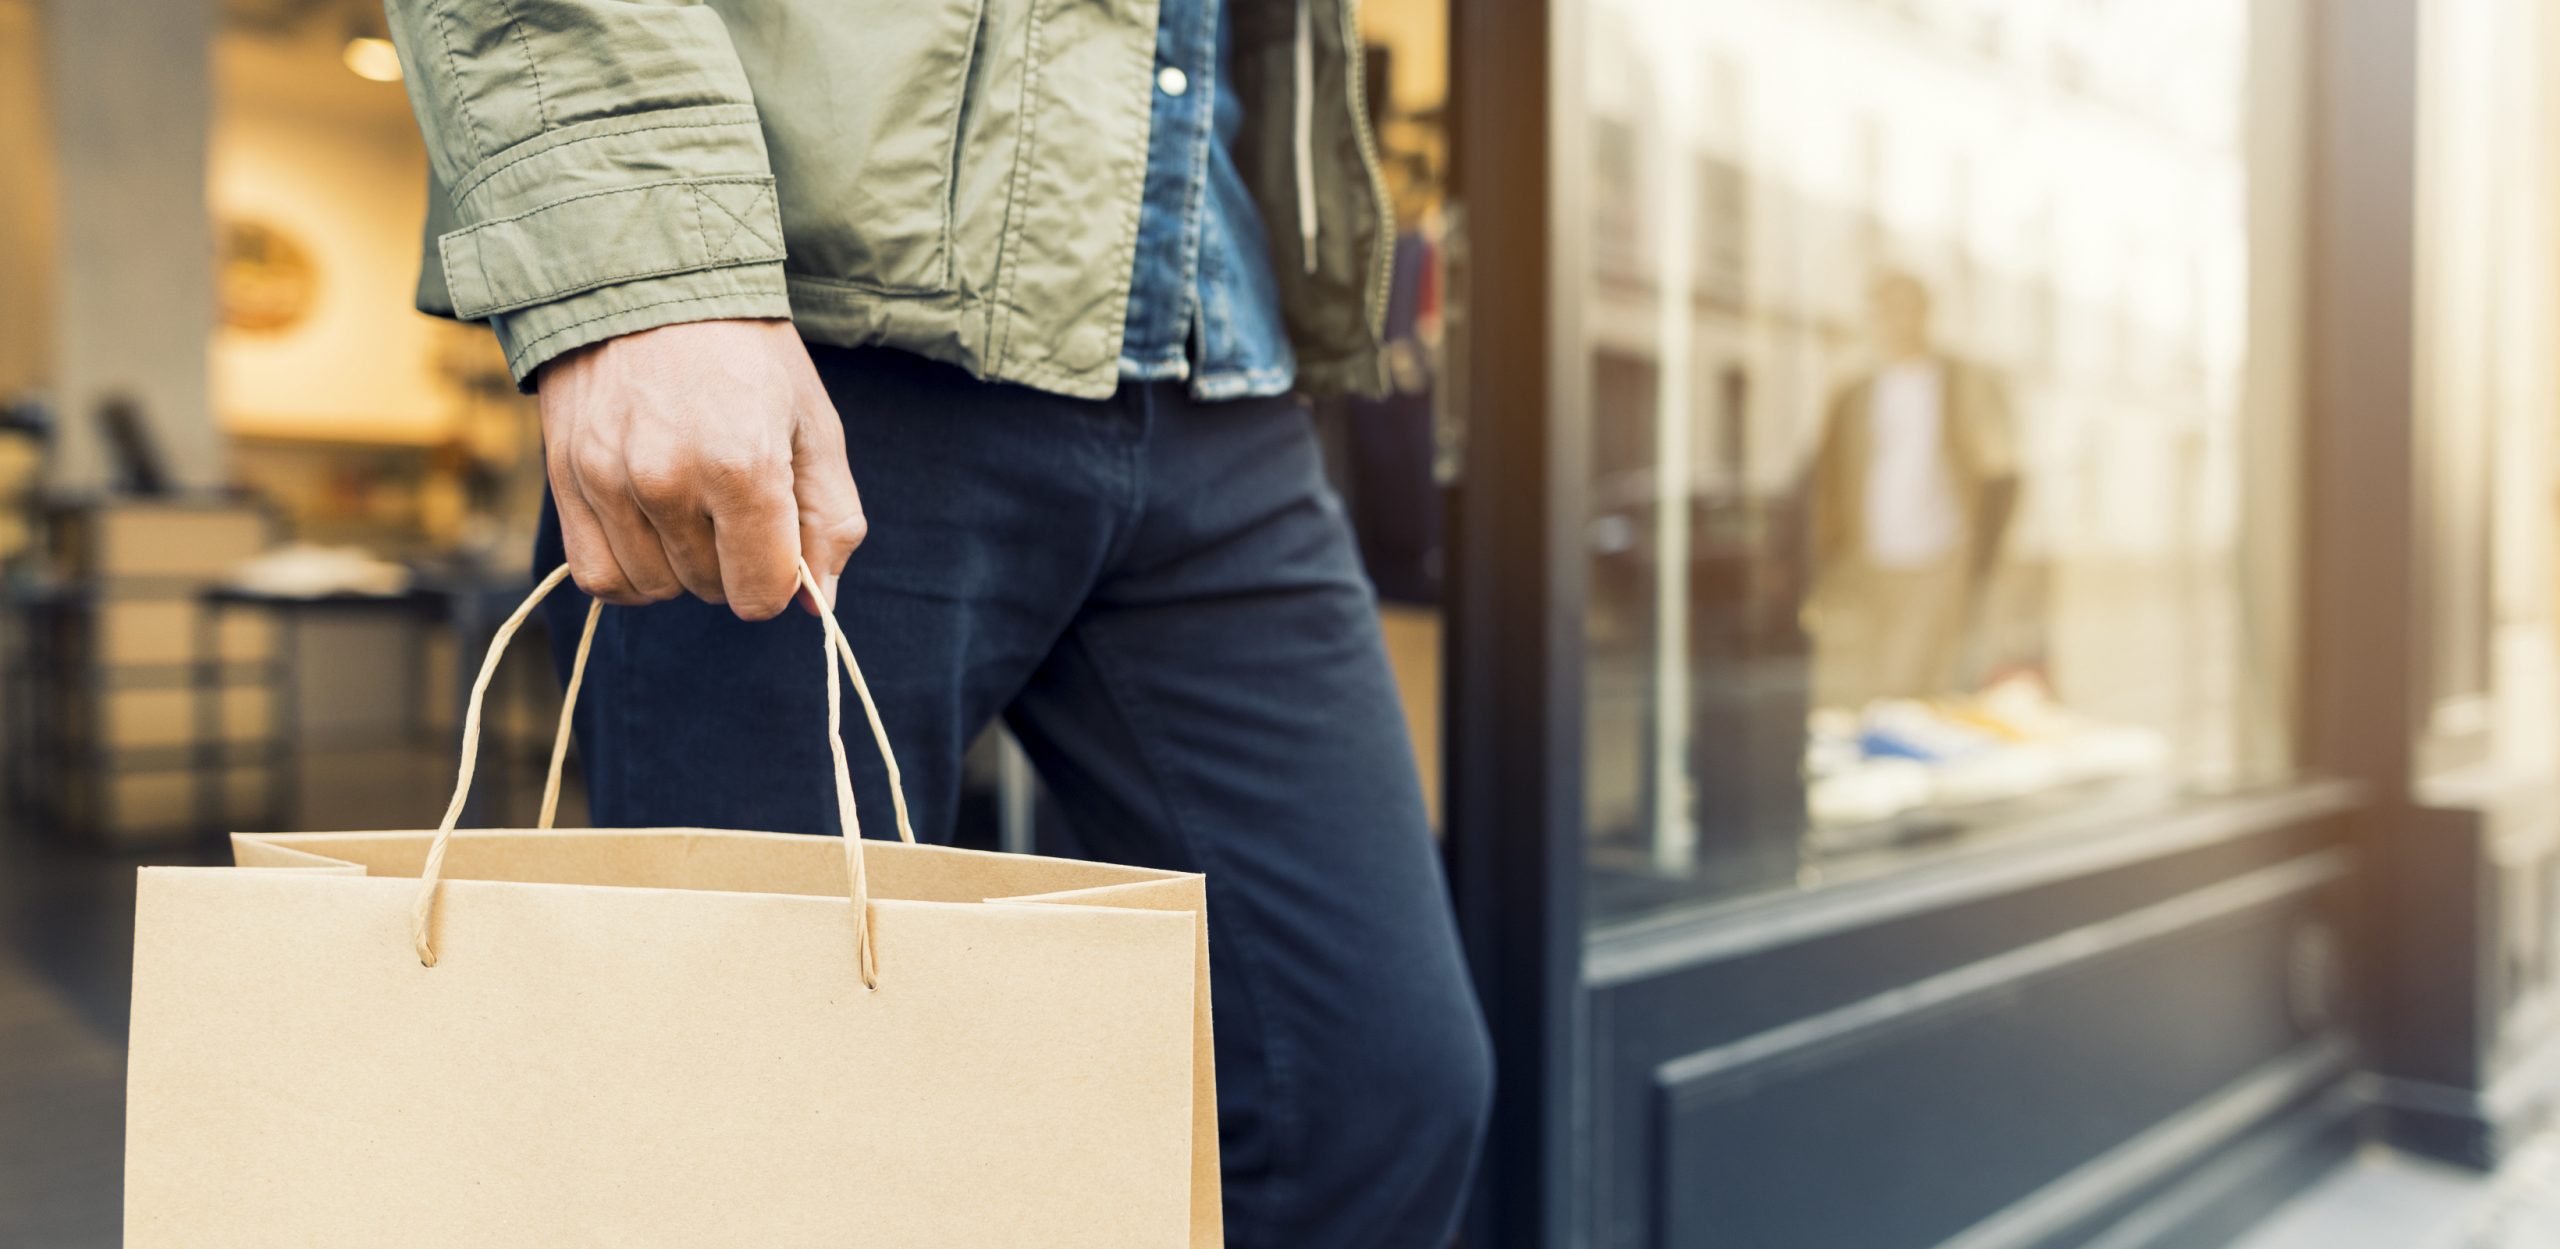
left=600, top=553, right=681, bottom=603
left=624, top=461, right=692, bottom=511
left=618, top=562, right=682, bottom=602
left=700, top=452, right=781, bottom=501
left=680, top=568, right=728, bottom=603
left=568, top=443, right=620, bottom=487
left=570, top=561, right=632, bottom=603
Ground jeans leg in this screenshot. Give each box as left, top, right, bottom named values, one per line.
left=533, top=356, right=1490, bottom=1247
left=1002, top=388, right=1493, bottom=1249
left=534, top=346, right=1126, bottom=841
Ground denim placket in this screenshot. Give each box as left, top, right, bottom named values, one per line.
left=1118, top=0, right=1222, bottom=381
left=1188, top=0, right=1297, bottom=400
left=1120, top=0, right=1299, bottom=400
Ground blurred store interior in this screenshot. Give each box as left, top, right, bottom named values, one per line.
left=0, top=0, right=1453, bottom=849
left=11, top=0, right=2560, bottom=1247
left=0, top=0, right=1455, bottom=1238
left=0, top=0, right=1427, bottom=1239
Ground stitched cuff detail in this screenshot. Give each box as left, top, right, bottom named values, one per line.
left=440, top=175, right=786, bottom=321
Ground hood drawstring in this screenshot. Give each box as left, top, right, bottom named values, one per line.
left=1293, top=0, right=1319, bottom=274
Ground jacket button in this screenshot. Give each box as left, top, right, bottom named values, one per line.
left=1157, top=66, right=1189, bottom=97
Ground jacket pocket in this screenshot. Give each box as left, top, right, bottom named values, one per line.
left=726, top=0, right=988, bottom=294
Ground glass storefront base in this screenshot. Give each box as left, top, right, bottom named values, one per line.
left=1576, top=780, right=2361, bottom=1248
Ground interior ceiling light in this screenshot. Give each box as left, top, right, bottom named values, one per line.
left=342, top=36, right=402, bottom=83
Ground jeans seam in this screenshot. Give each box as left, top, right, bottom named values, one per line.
left=1071, top=622, right=1298, bottom=1241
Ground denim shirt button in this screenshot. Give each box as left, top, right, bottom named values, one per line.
left=1122, top=0, right=1293, bottom=398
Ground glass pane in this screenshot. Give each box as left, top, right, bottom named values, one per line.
left=2411, top=0, right=2560, bottom=788
left=1573, top=0, right=2300, bottom=924
left=2410, top=0, right=2560, bottom=1073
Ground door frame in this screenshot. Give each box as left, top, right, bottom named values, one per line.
left=1444, top=0, right=1584, bottom=1242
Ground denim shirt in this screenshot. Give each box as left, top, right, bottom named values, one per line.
left=1120, top=0, right=1298, bottom=399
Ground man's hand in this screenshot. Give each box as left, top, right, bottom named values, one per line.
left=537, top=319, right=865, bottom=619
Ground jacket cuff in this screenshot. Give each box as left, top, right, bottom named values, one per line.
left=427, top=103, right=793, bottom=384
left=440, top=165, right=786, bottom=320
left=492, top=262, right=794, bottom=388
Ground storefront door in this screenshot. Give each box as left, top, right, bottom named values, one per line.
left=1445, top=2, right=2369, bottom=1246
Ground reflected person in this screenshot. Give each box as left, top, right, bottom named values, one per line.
left=1804, top=272, right=2019, bottom=709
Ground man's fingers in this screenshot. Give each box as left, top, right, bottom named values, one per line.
left=627, top=455, right=727, bottom=604
left=568, top=441, right=685, bottom=603
left=548, top=473, right=648, bottom=607
left=791, top=405, right=866, bottom=615
left=707, top=457, right=802, bottom=621
left=534, top=320, right=845, bottom=618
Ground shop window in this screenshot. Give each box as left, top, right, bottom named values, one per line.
left=1693, top=152, right=1747, bottom=311
left=1590, top=117, right=1649, bottom=285
left=2408, top=0, right=2560, bottom=1044
left=1572, top=0, right=2296, bottom=920
left=2410, top=0, right=2560, bottom=789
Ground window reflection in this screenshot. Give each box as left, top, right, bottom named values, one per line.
left=1578, top=0, right=2287, bottom=921
left=1804, top=274, right=2018, bottom=710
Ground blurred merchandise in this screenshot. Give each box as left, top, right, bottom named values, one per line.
left=1803, top=757, right=1931, bottom=831
left=224, top=541, right=410, bottom=598
left=44, top=497, right=271, bottom=580
left=1803, top=677, right=2173, bottom=841
left=1325, top=37, right=1452, bottom=610
left=0, top=395, right=47, bottom=569
left=192, top=574, right=456, bottom=835
left=96, top=395, right=174, bottom=497
left=8, top=498, right=280, bottom=848
left=1340, top=223, right=1446, bottom=604
left=1968, top=671, right=2174, bottom=779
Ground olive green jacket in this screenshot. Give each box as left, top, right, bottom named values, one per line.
left=385, top=0, right=1393, bottom=398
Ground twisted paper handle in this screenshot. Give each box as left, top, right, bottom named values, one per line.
left=410, top=561, right=914, bottom=989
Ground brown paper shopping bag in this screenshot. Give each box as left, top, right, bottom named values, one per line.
left=124, top=563, right=1221, bottom=1248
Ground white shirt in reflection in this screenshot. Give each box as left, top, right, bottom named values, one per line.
left=1861, top=360, right=1962, bottom=568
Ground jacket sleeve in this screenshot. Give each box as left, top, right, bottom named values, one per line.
left=386, top=0, right=793, bottom=385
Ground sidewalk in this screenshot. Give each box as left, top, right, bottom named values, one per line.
left=2233, top=1136, right=2560, bottom=1249
left=0, top=838, right=134, bottom=1249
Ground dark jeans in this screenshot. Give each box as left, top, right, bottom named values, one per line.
left=535, top=345, right=1493, bottom=1249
